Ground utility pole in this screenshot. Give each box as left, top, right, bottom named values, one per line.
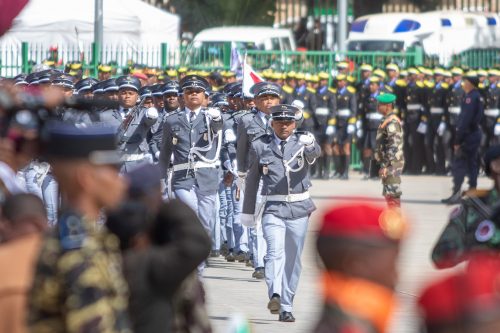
left=94, top=0, right=103, bottom=67
left=337, top=0, right=347, bottom=53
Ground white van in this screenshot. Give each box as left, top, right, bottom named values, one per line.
left=347, top=11, right=500, bottom=65
left=183, top=26, right=296, bottom=67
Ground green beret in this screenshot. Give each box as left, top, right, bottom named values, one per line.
left=376, top=93, right=396, bottom=104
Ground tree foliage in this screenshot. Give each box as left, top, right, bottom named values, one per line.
left=170, top=0, right=277, bottom=34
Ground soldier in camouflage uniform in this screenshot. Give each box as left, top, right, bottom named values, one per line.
left=374, top=93, right=404, bottom=208
left=28, top=123, right=131, bottom=333
left=432, top=145, right=500, bottom=269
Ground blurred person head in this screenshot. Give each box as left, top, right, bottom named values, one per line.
left=316, top=202, right=406, bottom=290
left=0, top=193, right=47, bottom=242
left=369, top=77, right=380, bottom=94
left=45, top=123, right=126, bottom=219
left=483, top=145, right=500, bottom=192
left=463, top=72, right=479, bottom=94
left=162, top=81, right=180, bottom=112
left=377, top=94, right=396, bottom=116
left=336, top=74, right=347, bottom=89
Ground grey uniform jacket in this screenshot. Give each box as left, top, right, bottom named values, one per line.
left=243, top=133, right=321, bottom=219
left=160, top=108, right=224, bottom=193
left=236, top=109, right=272, bottom=173
left=117, top=106, right=157, bottom=155
left=99, top=108, right=123, bottom=130
left=149, top=109, right=178, bottom=162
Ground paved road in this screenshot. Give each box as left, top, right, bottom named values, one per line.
left=203, top=174, right=492, bottom=333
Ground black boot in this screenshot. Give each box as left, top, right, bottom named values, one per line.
left=362, top=156, right=370, bottom=180
left=332, top=155, right=341, bottom=179
left=324, top=155, right=333, bottom=179
left=340, top=155, right=350, bottom=180
left=441, top=189, right=462, bottom=205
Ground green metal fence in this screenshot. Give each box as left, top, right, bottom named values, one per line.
left=2, top=42, right=500, bottom=78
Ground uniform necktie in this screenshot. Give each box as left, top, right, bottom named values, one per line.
left=122, top=108, right=129, bottom=120
left=280, top=140, right=286, bottom=154
left=190, top=111, right=196, bottom=124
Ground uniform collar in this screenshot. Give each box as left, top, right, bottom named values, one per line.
left=273, top=133, right=291, bottom=146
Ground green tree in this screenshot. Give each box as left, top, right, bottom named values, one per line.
left=171, top=0, right=277, bottom=34
left=353, top=0, right=440, bottom=18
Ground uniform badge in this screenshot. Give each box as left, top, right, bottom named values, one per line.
left=59, top=213, right=86, bottom=250
left=262, top=165, right=269, bottom=175
left=475, top=220, right=495, bottom=242
left=466, top=98, right=471, bottom=104
left=172, top=137, right=178, bottom=145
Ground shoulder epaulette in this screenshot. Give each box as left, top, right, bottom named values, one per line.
left=347, top=86, right=356, bottom=94
left=441, top=82, right=449, bottom=89
left=307, top=87, right=316, bottom=94
left=416, top=81, right=425, bottom=88
left=395, top=79, right=407, bottom=87
left=282, top=85, right=293, bottom=94
left=328, top=87, right=337, bottom=94
left=424, top=81, right=435, bottom=88
left=479, top=83, right=485, bottom=89
left=252, top=132, right=270, bottom=142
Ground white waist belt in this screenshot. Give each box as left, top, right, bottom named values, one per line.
left=366, top=113, right=383, bottom=120
left=485, top=109, right=500, bottom=117
left=266, top=191, right=310, bottom=203
left=337, top=109, right=351, bottom=117
left=121, top=153, right=145, bottom=162
left=448, top=107, right=461, bottom=114
left=173, top=160, right=220, bottom=171
left=407, top=104, right=422, bottom=111
left=430, top=107, right=444, bottom=114
left=315, top=107, right=329, bottom=116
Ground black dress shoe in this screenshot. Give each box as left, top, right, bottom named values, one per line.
left=226, top=251, right=235, bottom=262
left=252, top=267, right=265, bottom=279
left=441, top=191, right=461, bottom=205
left=267, top=293, right=280, bottom=314
left=279, top=311, right=295, bottom=322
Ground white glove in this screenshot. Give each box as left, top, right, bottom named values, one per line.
left=325, top=125, right=335, bottom=136
left=357, top=129, right=363, bottom=138
left=146, top=107, right=159, bottom=120
left=294, top=109, right=304, bottom=121
left=356, top=120, right=362, bottom=129
left=237, top=173, right=246, bottom=192
left=291, top=100, right=305, bottom=109
left=224, top=129, right=236, bottom=143
left=495, top=123, right=500, bottom=136
left=347, top=124, right=356, bottom=134
left=206, top=107, right=221, bottom=120
left=240, top=213, right=256, bottom=227
left=299, top=132, right=315, bottom=146
left=223, top=160, right=232, bottom=171
left=437, top=121, right=446, bottom=137
left=155, top=151, right=160, bottom=159
left=417, top=122, right=428, bottom=134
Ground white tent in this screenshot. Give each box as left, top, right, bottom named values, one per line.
left=0, top=0, right=180, bottom=48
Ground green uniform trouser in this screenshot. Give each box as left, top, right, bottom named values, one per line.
left=382, top=174, right=402, bottom=199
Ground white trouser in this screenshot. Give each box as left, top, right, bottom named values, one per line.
left=262, top=213, right=308, bottom=313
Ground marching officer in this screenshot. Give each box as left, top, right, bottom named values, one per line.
left=442, top=72, right=484, bottom=204
left=236, top=81, right=282, bottom=279
left=293, top=72, right=317, bottom=133
left=314, top=202, right=406, bottom=333
left=281, top=72, right=296, bottom=105
left=98, top=79, right=122, bottom=128
left=333, top=74, right=357, bottom=179
left=160, top=75, right=224, bottom=271
left=374, top=93, right=404, bottom=207
left=115, top=76, right=158, bottom=172
left=28, top=123, right=131, bottom=333
left=241, top=104, right=321, bottom=322
left=315, top=72, right=337, bottom=179
left=148, top=80, right=180, bottom=163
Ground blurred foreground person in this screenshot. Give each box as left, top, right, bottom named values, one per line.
left=28, top=123, right=131, bottom=333
left=314, top=202, right=406, bottom=333
left=106, top=163, right=212, bottom=333
left=432, top=145, right=500, bottom=269
left=0, top=194, right=47, bottom=333
left=418, top=255, right=500, bottom=333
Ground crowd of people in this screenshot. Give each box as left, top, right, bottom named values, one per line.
left=0, top=56, right=499, bottom=333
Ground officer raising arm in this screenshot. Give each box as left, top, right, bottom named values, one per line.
left=28, top=123, right=131, bottom=333
left=241, top=105, right=321, bottom=322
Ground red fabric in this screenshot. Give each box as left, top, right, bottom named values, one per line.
left=0, top=0, right=28, bottom=36
left=418, top=274, right=462, bottom=324
left=132, top=72, right=148, bottom=80
left=319, top=202, right=396, bottom=240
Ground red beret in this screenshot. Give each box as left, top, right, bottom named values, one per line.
left=132, top=72, right=148, bottom=81
left=418, top=254, right=500, bottom=326
left=319, top=202, right=407, bottom=242
left=418, top=274, right=463, bottom=325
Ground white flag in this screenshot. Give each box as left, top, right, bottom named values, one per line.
left=242, top=58, right=264, bottom=98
